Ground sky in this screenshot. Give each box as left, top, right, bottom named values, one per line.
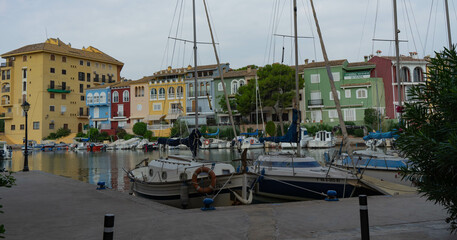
left=0, top=0, right=456, bottom=80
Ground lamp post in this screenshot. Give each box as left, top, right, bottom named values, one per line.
left=21, top=101, right=30, bottom=172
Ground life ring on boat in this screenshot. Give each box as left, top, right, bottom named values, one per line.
left=204, top=139, right=210, bottom=145
left=250, top=139, right=255, bottom=145
left=192, top=166, right=216, bottom=194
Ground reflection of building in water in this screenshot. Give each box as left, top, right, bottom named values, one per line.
left=0, top=159, right=12, bottom=170
left=89, top=153, right=112, bottom=188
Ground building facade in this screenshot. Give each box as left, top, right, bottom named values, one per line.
left=86, top=83, right=113, bottom=134
left=0, top=38, right=123, bottom=143
left=368, top=53, right=427, bottom=119
left=110, top=82, right=131, bottom=131
left=302, top=60, right=385, bottom=126
left=129, top=78, right=150, bottom=127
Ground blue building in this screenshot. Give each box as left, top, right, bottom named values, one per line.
left=86, top=83, right=115, bottom=131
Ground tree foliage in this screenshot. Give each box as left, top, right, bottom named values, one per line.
left=397, top=47, right=457, bottom=232
left=265, top=121, right=276, bottom=137
left=132, top=122, right=147, bottom=136
left=217, top=95, right=237, bottom=113
left=169, top=121, right=189, bottom=138
left=234, top=81, right=256, bottom=116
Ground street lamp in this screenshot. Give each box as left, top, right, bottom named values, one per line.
left=21, top=101, right=30, bottom=172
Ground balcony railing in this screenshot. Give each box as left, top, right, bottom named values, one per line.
left=113, top=112, right=125, bottom=117
left=98, top=123, right=111, bottom=130
left=158, top=93, right=165, bottom=99
left=308, top=99, right=324, bottom=106
left=188, top=91, right=210, bottom=98
left=1, top=100, right=11, bottom=105
left=1, top=87, right=10, bottom=93
left=0, top=62, right=13, bottom=68
left=47, top=85, right=71, bottom=93
left=176, top=93, right=183, bottom=98
left=186, top=107, right=202, bottom=113
left=147, top=124, right=172, bottom=130
left=169, top=109, right=183, bottom=114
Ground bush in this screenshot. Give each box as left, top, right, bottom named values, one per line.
left=116, top=128, right=127, bottom=139
left=382, top=119, right=397, bottom=132
left=132, top=122, right=147, bottom=136
left=169, top=121, right=189, bottom=138
left=76, top=132, right=86, bottom=138
left=265, top=121, right=276, bottom=137
left=123, top=134, right=135, bottom=140
left=354, top=129, right=364, bottom=137
left=56, top=128, right=71, bottom=138
left=144, top=131, right=153, bottom=141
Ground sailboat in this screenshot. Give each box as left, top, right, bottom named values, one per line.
left=128, top=1, right=255, bottom=209
left=250, top=0, right=376, bottom=201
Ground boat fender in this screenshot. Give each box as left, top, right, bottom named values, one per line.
left=180, top=183, right=189, bottom=209
left=97, top=181, right=106, bottom=190
left=192, top=167, right=217, bottom=194
left=250, top=139, right=255, bottom=145
left=201, top=198, right=215, bottom=211
left=325, top=190, right=338, bottom=201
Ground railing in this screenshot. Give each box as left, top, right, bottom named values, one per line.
left=169, top=109, right=182, bottom=114
left=113, top=112, right=125, bottom=117
left=147, top=124, right=172, bottom=130
left=158, top=93, right=165, bottom=99
left=118, top=123, right=131, bottom=129
left=168, top=93, right=175, bottom=99
left=1, top=87, right=10, bottom=93
left=188, top=91, right=210, bottom=98
left=176, top=93, right=183, bottom=98
left=47, top=85, right=71, bottom=91
left=1, top=100, right=11, bottom=105
left=150, top=94, right=157, bottom=100
left=0, top=62, right=13, bottom=67
left=0, top=112, right=12, bottom=118
left=186, top=107, right=202, bottom=113
left=308, top=99, right=324, bottom=106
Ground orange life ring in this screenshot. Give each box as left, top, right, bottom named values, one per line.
left=205, top=139, right=210, bottom=145
left=250, top=139, right=255, bottom=145
left=191, top=166, right=216, bottom=194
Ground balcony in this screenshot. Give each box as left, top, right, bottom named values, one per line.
left=147, top=124, right=172, bottom=130
left=188, top=91, right=210, bottom=98
left=1, top=100, right=12, bottom=106
left=77, top=112, right=89, bottom=119
left=113, top=112, right=126, bottom=118
left=169, top=109, right=183, bottom=114
left=47, top=85, right=71, bottom=93
left=1, top=87, right=10, bottom=93
left=98, top=123, right=111, bottom=130
left=308, top=99, right=324, bottom=107
left=0, top=112, right=12, bottom=120
left=0, top=62, right=13, bottom=68
left=186, top=107, right=202, bottom=113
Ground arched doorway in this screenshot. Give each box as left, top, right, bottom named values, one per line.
left=78, top=123, right=82, bottom=133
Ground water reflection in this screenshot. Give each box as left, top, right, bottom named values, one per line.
left=1, top=147, right=337, bottom=192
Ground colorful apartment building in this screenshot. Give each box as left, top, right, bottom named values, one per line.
left=86, top=83, right=115, bottom=134
left=302, top=60, right=385, bottom=125
left=147, top=67, right=186, bottom=137
left=368, top=53, right=427, bottom=119
left=129, top=78, right=150, bottom=126
left=213, top=67, right=257, bottom=124
left=110, top=81, right=131, bottom=131
left=0, top=38, right=123, bottom=143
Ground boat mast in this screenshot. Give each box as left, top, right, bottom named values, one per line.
left=256, top=76, right=259, bottom=131
left=393, top=0, right=402, bottom=122
left=293, top=0, right=301, bottom=156
left=202, top=0, right=238, bottom=148
left=445, top=0, right=453, bottom=50
left=192, top=0, right=199, bottom=158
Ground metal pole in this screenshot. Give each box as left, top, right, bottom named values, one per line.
left=103, top=214, right=115, bottom=240
left=445, top=0, right=453, bottom=50
left=23, top=111, right=29, bottom=171
left=293, top=0, right=301, bottom=156
left=193, top=0, right=198, bottom=131
left=359, top=195, right=370, bottom=240
left=393, top=0, right=402, bottom=122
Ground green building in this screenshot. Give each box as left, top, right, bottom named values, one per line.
left=302, top=60, right=384, bottom=126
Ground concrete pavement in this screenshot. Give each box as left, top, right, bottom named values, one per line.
left=0, top=171, right=455, bottom=240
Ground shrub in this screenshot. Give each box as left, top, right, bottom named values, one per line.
left=116, top=128, right=127, bottom=139
left=354, top=129, right=364, bottom=137
left=265, top=121, right=276, bottom=137
left=76, top=132, right=86, bottom=138
left=132, top=122, right=147, bottom=136
left=144, top=130, right=153, bottom=141
left=56, top=128, right=71, bottom=138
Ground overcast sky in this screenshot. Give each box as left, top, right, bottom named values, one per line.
left=1, top=0, right=455, bottom=80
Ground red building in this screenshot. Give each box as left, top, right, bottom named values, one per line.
left=369, top=53, right=427, bottom=119
left=110, top=81, right=131, bottom=130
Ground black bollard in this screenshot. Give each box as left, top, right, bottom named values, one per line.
left=359, top=195, right=369, bottom=240
left=103, top=214, right=115, bottom=240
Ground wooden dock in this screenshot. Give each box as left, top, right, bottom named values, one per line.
left=360, top=174, right=417, bottom=196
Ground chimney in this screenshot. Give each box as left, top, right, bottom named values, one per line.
left=305, top=59, right=309, bottom=64
left=247, top=66, right=251, bottom=73
left=364, top=56, right=368, bottom=62
left=312, top=60, right=315, bottom=63
left=187, top=65, right=192, bottom=70
left=376, top=50, right=382, bottom=56
left=167, top=66, right=172, bottom=72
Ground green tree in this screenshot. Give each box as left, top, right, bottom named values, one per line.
left=169, top=121, right=189, bottom=138
left=364, top=108, right=380, bottom=131
left=234, top=80, right=256, bottom=116
left=217, top=95, right=237, bottom=113
left=397, top=47, right=457, bottom=232
left=132, top=122, right=147, bottom=136
left=265, top=121, right=276, bottom=137
left=234, top=65, right=259, bottom=71
left=257, top=63, right=303, bottom=135
left=87, top=128, right=100, bottom=142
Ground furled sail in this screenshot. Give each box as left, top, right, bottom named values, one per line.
left=158, top=129, right=202, bottom=156
left=259, top=109, right=300, bottom=143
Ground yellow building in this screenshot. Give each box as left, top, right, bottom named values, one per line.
left=147, top=67, right=187, bottom=137
left=0, top=38, right=123, bottom=144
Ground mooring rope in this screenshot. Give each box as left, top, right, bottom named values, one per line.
left=252, top=172, right=328, bottom=197
left=212, top=172, right=235, bottom=200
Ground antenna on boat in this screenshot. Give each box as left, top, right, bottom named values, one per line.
left=192, top=0, right=199, bottom=159
left=293, top=0, right=301, bottom=156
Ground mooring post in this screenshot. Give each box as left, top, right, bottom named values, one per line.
left=359, top=195, right=370, bottom=240
left=103, top=214, right=115, bottom=240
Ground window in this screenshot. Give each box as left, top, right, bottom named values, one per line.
left=137, top=104, right=142, bottom=111
left=102, top=64, right=105, bottom=69
left=87, top=61, right=91, bottom=67
left=80, top=60, right=84, bottom=65
left=20, top=124, right=24, bottom=130
left=332, top=72, right=340, bottom=81
left=94, top=93, right=99, bottom=103
left=158, top=88, right=165, bottom=99
left=50, top=54, right=55, bottom=61
left=206, top=82, right=210, bottom=95
left=62, top=56, right=66, bottom=62
left=356, top=89, right=367, bottom=99
left=1, top=71, right=5, bottom=80
left=61, top=94, right=66, bottom=100
left=50, top=106, right=55, bottom=111
left=11, top=125, right=15, bottom=130
left=329, top=90, right=340, bottom=100
left=33, top=122, right=40, bottom=130
left=177, top=86, right=183, bottom=98
left=23, top=55, right=27, bottom=62
left=189, top=83, right=194, bottom=97
left=311, top=110, right=322, bottom=122
left=63, top=124, right=68, bottom=130
left=80, top=84, right=84, bottom=93
left=345, top=89, right=351, bottom=98
left=94, top=74, right=99, bottom=82
left=22, top=69, right=27, bottom=79
left=218, top=82, right=223, bottom=91
left=87, top=84, right=90, bottom=89
left=310, top=74, right=320, bottom=83
left=153, top=103, right=161, bottom=111
left=87, top=73, right=91, bottom=82
left=78, top=72, right=85, bottom=81
left=343, top=108, right=356, bottom=121
left=100, top=92, right=106, bottom=103
left=23, top=81, right=27, bottom=92
left=231, top=80, right=238, bottom=94
left=168, top=87, right=175, bottom=99
left=6, top=70, right=10, bottom=79
left=49, top=123, right=54, bottom=130
left=61, top=105, right=67, bottom=113
left=95, top=63, right=99, bottom=68
left=50, top=93, right=55, bottom=99
left=150, top=88, right=157, bottom=100
left=81, top=95, right=85, bottom=101
left=94, top=107, right=99, bottom=118
left=328, top=109, right=338, bottom=118
left=112, top=91, right=119, bottom=103
left=50, top=68, right=55, bottom=73
left=62, top=69, right=66, bottom=75
left=123, top=90, right=129, bottom=102
left=50, top=80, right=55, bottom=89
left=413, top=67, right=423, bottom=82
left=239, top=80, right=245, bottom=87
left=102, top=75, right=106, bottom=82
left=87, top=93, right=93, bottom=104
